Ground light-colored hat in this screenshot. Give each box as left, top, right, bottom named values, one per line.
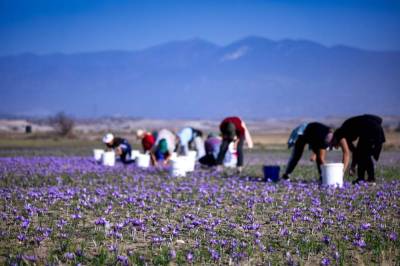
left=102, top=133, right=114, bottom=144
left=136, top=129, right=145, bottom=139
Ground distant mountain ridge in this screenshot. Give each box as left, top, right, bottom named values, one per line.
left=1, top=36, right=399, bottom=119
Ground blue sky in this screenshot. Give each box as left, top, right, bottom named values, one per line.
left=0, top=0, right=399, bottom=55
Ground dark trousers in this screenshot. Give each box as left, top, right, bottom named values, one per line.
left=120, top=146, right=135, bottom=165
left=284, top=136, right=323, bottom=179
left=285, top=135, right=306, bottom=175
left=216, top=137, right=244, bottom=167
left=354, top=139, right=382, bottom=182
left=199, top=154, right=217, bottom=167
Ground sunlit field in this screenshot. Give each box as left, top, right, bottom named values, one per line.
left=0, top=137, right=399, bottom=265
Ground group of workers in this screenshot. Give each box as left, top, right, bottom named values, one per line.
left=102, top=114, right=385, bottom=184
left=282, top=114, right=385, bottom=184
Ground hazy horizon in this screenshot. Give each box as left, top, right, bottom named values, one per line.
left=2, top=35, right=400, bottom=57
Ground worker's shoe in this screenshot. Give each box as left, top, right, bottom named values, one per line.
left=282, top=173, right=290, bottom=180
left=367, top=178, right=376, bottom=186
left=237, top=166, right=243, bottom=175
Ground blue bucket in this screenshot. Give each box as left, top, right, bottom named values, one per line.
left=263, top=165, right=280, bottom=182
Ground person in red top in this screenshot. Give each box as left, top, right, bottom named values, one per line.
left=216, top=116, right=253, bottom=173
left=136, top=129, right=156, bottom=153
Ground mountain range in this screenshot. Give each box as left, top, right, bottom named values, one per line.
left=1, top=36, right=399, bottom=119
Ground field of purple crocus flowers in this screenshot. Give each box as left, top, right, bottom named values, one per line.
left=0, top=154, right=399, bottom=265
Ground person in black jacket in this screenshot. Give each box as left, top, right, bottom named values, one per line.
left=331, top=114, right=385, bottom=184
left=102, top=133, right=134, bottom=164
left=282, top=122, right=350, bottom=181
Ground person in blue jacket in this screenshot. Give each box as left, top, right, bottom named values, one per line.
left=177, top=127, right=205, bottom=159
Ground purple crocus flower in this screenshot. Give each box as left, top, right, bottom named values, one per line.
left=35, top=236, right=44, bottom=245
left=64, top=252, right=75, bottom=260
left=131, top=218, right=143, bottom=226
left=353, top=239, right=367, bottom=248
left=360, top=223, right=371, bottom=230
left=169, top=249, right=176, bottom=259
left=108, top=244, right=117, bottom=252
left=57, top=219, right=67, bottom=228
left=279, top=227, right=289, bottom=237
left=322, top=235, right=331, bottom=245
left=321, top=257, right=330, bottom=265
left=258, top=243, right=266, bottom=252
left=17, top=233, right=26, bottom=241
left=333, top=251, right=340, bottom=260
left=75, top=249, right=83, bottom=257
left=95, top=217, right=108, bottom=226
left=389, top=232, right=398, bottom=241
left=43, top=227, right=52, bottom=238
left=151, top=236, right=164, bottom=244
left=209, top=248, right=220, bottom=260
left=117, top=255, right=129, bottom=265
left=71, top=213, right=82, bottom=219
left=21, top=219, right=30, bottom=229
left=186, top=252, right=193, bottom=262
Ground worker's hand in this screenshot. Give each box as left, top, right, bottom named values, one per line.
left=309, top=153, right=317, bottom=162
left=349, top=167, right=355, bottom=176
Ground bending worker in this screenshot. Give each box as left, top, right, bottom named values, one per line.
left=177, top=127, right=205, bottom=159
left=136, top=129, right=156, bottom=153
left=102, top=133, right=134, bottom=164
left=150, top=129, right=177, bottom=166
left=199, top=133, right=222, bottom=167
left=331, top=114, right=385, bottom=184
left=215, top=116, right=253, bottom=173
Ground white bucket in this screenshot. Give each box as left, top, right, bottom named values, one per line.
left=181, top=156, right=196, bottom=172
left=170, top=158, right=187, bottom=177
left=171, top=152, right=178, bottom=160
left=102, top=151, right=115, bottom=167
left=136, top=154, right=151, bottom=168
left=130, top=150, right=140, bottom=160
left=188, top=151, right=197, bottom=160
left=224, top=143, right=237, bottom=168
left=93, top=149, right=104, bottom=162
left=321, top=163, right=344, bottom=187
